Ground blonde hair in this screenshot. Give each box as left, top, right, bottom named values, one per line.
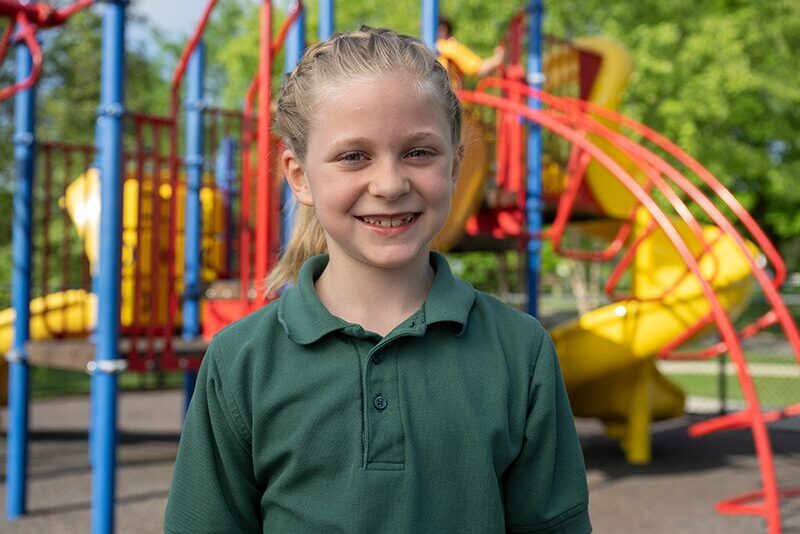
left=266, top=26, right=462, bottom=296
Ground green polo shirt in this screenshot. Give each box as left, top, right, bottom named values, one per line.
left=165, top=253, right=590, bottom=533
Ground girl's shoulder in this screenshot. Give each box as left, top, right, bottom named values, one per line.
left=471, top=289, right=547, bottom=335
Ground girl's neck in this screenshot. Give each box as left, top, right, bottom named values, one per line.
left=314, top=252, right=434, bottom=337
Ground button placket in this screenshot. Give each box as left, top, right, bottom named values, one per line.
left=364, top=343, right=405, bottom=468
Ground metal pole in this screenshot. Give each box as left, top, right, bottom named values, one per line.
left=255, top=0, right=272, bottom=290
left=526, top=0, right=544, bottom=317
left=182, top=42, right=205, bottom=409
left=282, top=2, right=304, bottom=249
left=319, top=0, right=333, bottom=40
left=92, top=1, right=126, bottom=532
left=421, top=0, right=439, bottom=50
left=6, top=20, right=37, bottom=520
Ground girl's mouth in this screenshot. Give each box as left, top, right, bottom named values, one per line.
left=356, top=213, right=420, bottom=228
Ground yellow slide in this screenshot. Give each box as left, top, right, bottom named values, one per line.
left=548, top=38, right=756, bottom=463
left=432, top=116, right=491, bottom=251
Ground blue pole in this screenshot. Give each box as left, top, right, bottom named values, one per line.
left=283, top=3, right=305, bottom=248
left=6, top=23, right=38, bottom=521
left=92, top=1, right=126, bottom=532
left=89, top=122, right=102, bottom=468
left=182, top=42, right=205, bottom=410
left=526, top=0, right=544, bottom=318
left=421, top=0, right=439, bottom=50
left=319, top=0, right=333, bottom=40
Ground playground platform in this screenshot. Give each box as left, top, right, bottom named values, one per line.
left=0, top=389, right=798, bottom=533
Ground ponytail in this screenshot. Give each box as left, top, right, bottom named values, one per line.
left=264, top=202, right=327, bottom=297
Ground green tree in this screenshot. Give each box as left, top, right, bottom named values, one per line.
left=546, top=0, right=800, bottom=264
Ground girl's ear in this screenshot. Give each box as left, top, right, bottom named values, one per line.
left=282, top=149, right=314, bottom=206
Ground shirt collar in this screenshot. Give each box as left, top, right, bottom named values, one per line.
left=277, top=252, right=475, bottom=345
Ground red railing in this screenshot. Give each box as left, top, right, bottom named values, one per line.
left=31, top=142, right=95, bottom=338
left=0, top=0, right=93, bottom=101
left=460, top=78, right=800, bottom=533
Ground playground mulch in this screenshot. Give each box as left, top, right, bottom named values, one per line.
left=1, top=389, right=799, bottom=533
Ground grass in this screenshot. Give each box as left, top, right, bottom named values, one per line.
left=665, top=373, right=800, bottom=407
left=30, top=367, right=184, bottom=399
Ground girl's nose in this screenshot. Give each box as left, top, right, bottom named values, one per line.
left=368, top=161, right=411, bottom=200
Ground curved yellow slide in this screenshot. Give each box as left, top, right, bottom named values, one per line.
left=432, top=116, right=491, bottom=251
left=550, top=38, right=756, bottom=463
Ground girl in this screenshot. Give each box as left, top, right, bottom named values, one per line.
left=165, top=27, right=591, bottom=533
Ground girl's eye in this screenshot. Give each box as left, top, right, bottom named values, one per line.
left=338, top=152, right=366, bottom=163
left=406, top=147, right=434, bottom=159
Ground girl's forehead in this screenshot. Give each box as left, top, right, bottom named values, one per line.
left=313, top=70, right=431, bottom=106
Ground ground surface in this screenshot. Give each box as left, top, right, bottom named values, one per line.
left=1, top=389, right=799, bottom=533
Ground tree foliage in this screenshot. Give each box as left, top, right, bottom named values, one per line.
left=546, top=0, right=800, bottom=261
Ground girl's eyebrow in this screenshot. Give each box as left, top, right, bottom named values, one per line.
left=328, top=136, right=371, bottom=152
left=404, top=130, right=446, bottom=144
left=327, top=131, right=446, bottom=153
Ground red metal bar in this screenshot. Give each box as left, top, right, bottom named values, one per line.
left=254, top=0, right=272, bottom=298
left=61, top=150, right=73, bottom=301
left=568, top=95, right=787, bottom=288
left=690, top=402, right=800, bottom=437
left=0, top=0, right=92, bottom=27
left=0, top=13, right=42, bottom=101
left=478, top=77, right=800, bottom=366
left=272, top=1, right=303, bottom=57
left=546, top=104, right=719, bottom=279
left=240, top=77, right=257, bottom=304
left=458, top=88, right=782, bottom=533
left=661, top=310, right=779, bottom=361
left=40, top=146, right=52, bottom=316
left=548, top=142, right=636, bottom=262
left=229, top=0, right=304, bottom=303
left=717, top=488, right=800, bottom=519
left=171, top=0, right=217, bottom=91
left=0, top=1, right=93, bottom=100
left=127, top=111, right=173, bottom=126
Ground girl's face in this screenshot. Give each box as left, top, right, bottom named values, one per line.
left=284, top=70, right=461, bottom=274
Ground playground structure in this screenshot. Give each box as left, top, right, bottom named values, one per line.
left=0, top=1, right=799, bottom=533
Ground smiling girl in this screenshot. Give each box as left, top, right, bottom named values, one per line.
left=165, top=27, right=591, bottom=534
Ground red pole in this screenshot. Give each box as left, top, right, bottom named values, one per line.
left=254, top=1, right=272, bottom=297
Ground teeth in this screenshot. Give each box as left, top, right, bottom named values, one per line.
left=362, top=214, right=416, bottom=228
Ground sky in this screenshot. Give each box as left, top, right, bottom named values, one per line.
left=130, top=0, right=264, bottom=41
left=131, top=0, right=221, bottom=38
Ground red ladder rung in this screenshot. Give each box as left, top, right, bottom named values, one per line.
left=690, top=403, right=800, bottom=438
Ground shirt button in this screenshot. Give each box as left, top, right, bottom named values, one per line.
left=409, top=321, right=416, bottom=328
left=372, top=354, right=382, bottom=364
left=373, top=395, right=387, bottom=411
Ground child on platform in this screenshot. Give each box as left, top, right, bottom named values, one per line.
left=165, top=26, right=591, bottom=533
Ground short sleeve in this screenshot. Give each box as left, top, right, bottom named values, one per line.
left=164, top=337, right=262, bottom=533
left=437, top=37, right=484, bottom=77
left=502, top=332, right=592, bottom=533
